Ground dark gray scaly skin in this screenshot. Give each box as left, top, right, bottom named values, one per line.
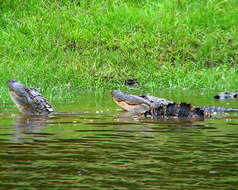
left=112, top=90, right=238, bottom=119
left=8, top=80, right=54, bottom=115
left=145, top=102, right=205, bottom=119
left=139, top=93, right=171, bottom=107
left=214, top=92, right=238, bottom=99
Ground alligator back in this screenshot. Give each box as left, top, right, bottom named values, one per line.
left=145, top=102, right=205, bottom=119
left=27, top=88, right=54, bottom=115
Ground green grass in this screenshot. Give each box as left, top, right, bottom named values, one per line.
left=0, top=0, right=238, bottom=102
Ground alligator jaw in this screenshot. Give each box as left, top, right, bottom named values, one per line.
left=111, top=90, right=151, bottom=113
left=112, top=96, right=150, bottom=113
left=9, top=90, right=28, bottom=113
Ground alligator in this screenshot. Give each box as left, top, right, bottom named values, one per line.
left=214, top=92, right=238, bottom=99
left=8, top=80, right=54, bottom=115
left=111, top=90, right=238, bottom=119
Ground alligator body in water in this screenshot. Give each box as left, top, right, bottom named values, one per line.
left=8, top=80, right=54, bottom=115
left=214, top=92, right=238, bottom=99
left=111, top=90, right=238, bottom=119
left=7, top=79, right=238, bottom=118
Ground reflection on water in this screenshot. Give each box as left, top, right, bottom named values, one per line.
left=1, top=89, right=238, bottom=189
left=13, top=115, right=48, bottom=144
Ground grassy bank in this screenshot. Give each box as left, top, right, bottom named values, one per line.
left=0, top=0, right=238, bottom=101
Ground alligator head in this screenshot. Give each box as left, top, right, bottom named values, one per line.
left=111, top=90, right=152, bottom=113
left=8, top=80, right=54, bottom=115
left=111, top=90, right=171, bottom=114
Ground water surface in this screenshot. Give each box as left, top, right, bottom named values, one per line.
left=1, top=89, right=238, bottom=189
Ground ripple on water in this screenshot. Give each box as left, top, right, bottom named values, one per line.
left=1, top=90, right=238, bottom=189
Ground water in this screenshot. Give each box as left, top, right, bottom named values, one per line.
left=1, top=89, right=238, bottom=189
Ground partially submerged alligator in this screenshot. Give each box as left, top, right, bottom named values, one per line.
left=8, top=80, right=54, bottom=115
left=214, top=92, right=238, bottom=99
left=7, top=79, right=238, bottom=119
left=112, top=90, right=238, bottom=119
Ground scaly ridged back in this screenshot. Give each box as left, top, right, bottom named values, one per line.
left=145, top=102, right=205, bottom=119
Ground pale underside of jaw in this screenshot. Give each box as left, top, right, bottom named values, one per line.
left=113, top=97, right=150, bottom=113
left=9, top=91, right=30, bottom=113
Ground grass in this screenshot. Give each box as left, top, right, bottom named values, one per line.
left=0, top=0, right=238, bottom=102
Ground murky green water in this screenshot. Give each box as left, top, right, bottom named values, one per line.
left=1, top=89, right=238, bottom=189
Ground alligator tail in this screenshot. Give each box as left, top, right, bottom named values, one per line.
left=145, top=102, right=205, bottom=119
left=201, top=107, right=238, bottom=113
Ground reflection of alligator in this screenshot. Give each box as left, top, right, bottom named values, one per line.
left=214, top=92, right=238, bottom=99
left=112, top=90, right=238, bottom=119
left=13, top=115, right=47, bottom=143
left=8, top=80, right=54, bottom=115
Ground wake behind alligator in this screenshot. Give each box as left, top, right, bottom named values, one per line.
left=111, top=90, right=238, bottom=120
